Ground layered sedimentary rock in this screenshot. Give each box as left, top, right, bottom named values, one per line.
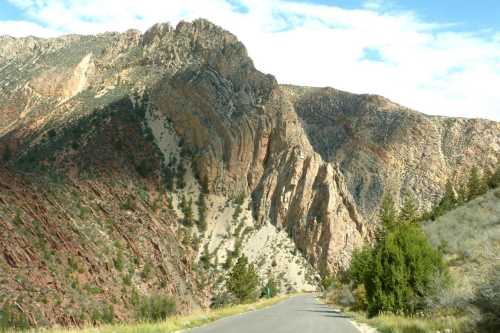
left=1, top=19, right=499, bottom=279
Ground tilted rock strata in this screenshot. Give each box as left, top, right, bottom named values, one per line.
left=1, top=19, right=499, bottom=278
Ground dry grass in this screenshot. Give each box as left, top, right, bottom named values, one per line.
left=19, top=295, right=292, bottom=333
left=423, top=189, right=500, bottom=303
left=348, top=311, right=472, bottom=333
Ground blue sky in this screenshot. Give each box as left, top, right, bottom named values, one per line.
left=0, top=0, right=499, bottom=121
left=292, top=0, right=500, bottom=31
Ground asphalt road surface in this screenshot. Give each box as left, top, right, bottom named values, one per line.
left=187, top=294, right=361, bottom=333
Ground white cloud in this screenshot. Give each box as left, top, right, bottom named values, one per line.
left=2, top=0, right=500, bottom=121
left=0, top=20, right=59, bottom=37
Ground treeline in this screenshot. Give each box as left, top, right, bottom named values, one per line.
left=423, top=165, right=500, bottom=221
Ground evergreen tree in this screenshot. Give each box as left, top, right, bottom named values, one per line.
left=197, top=192, right=207, bottom=232
left=487, top=165, right=500, bottom=189
left=179, top=196, right=194, bottom=227
left=431, top=180, right=457, bottom=219
left=399, top=193, right=418, bottom=224
left=456, top=182, right=468, bottom=204
left=227, top=255, right=260, bottom=302
left=365, top=223, right=447, bottom=316
left=467, top=166, right=488, bottom=201
left=376, top=194, right=397, bottom=240
left=347, top=247, right=372, bottom=288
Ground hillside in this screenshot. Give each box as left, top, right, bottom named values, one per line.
left=423, top=188, right=500, bottom=303
left=0, top=19, right=499, bottom=328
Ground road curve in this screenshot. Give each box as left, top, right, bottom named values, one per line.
left=186, top=294, right=361, bottom=333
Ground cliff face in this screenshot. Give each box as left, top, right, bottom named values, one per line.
left=281, top=85, right=500, bottom=217
left=1, top=19, right=499, bottom=302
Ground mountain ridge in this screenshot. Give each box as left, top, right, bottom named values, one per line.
left=0, top=18, right=499, bottom=327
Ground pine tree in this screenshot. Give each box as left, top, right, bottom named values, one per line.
left=467, top=167, right=488, bottom=201
left=365, top=223, right=447, bottom=316
left=432, top=180, right=457, bottom=219
left=399, top=193, right=418, bottom=224
left=227, top=255, right=259, bottom=302
left=180, top=196, right=194, bottom=227
left=197, top=192, right=207, bottom=232
left=487, top=165, right=500, bottom=189
left=456, top=182, right=468, bottom=204
left=376, top=194, right=397, bottom=241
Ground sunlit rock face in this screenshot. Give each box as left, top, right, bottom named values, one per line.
left=1, top=19, right=499, bottom=277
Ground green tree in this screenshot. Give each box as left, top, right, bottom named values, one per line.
left=347, top=247, right=372, bottom=288
left=431, top=180, right=457, bottom=219
left=487, top=165, right=500, bottom=189
left=227, top=255, right=260, bottom=302
left=456, top=182, right=468, bottom=204
left=197, top=192, right=207, bottom=232
left=467, top=166, right=488, bottom=201
left=376, top=194, right=397, bottom=240
left=365, top=223, right=447, bottom=316
left=179, top=196, right=194, bottom=227
left=399, top=193, right=418, bottom=224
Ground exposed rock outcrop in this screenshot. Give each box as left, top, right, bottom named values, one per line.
left=1, top=19, right=499, bottom=284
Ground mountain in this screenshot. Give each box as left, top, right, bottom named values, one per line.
left=1, top=19, right=499, bottom=326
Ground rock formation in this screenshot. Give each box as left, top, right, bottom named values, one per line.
left=1, top=19, right=499, bottom=325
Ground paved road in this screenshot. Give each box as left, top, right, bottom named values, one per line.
left=187, top=294, right=361, bottom=333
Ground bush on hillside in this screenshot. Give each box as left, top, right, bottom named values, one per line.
left=227, top=255, right=260, bottom=303
left=261, top=277, right=280, bottom=298
left=210, top=292, right=237, bottom=309
left=135, top=294, right=176, bottom=322
left=473, top=265, right=500, bottom=333
left=487, top=165, right=500, bottom=189
left=0, top=302, right=30, bottom=331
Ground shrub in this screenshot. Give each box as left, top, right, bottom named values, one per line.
left=91, top=302, right=114, bottom=325
left=338, top=285, right=355, bottom=308
left=197, top=192, right=207, bottom=232
left=473, top=265, right=500, bottom=333
left=352, top=285, right=368, bottom=311
left=179, top=196, right=194, bottom=227
left=210, top=292, right=237, bottom=309
left=227, top=255, right=260, bottom=303
left=120, top=195, right=136, bottom=211
left=0, top=302, right=30, bottom=331
left=136, top=294, right=176, bottom=322
left=261, top=277, right=280, bottom=298
left=114, top=252, right=125, bottom=272
left=141, top=261, right=153, bottom=280
left=487, top=166, right=500, bottom=189
left=320, top=274, right=336, bottom=291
